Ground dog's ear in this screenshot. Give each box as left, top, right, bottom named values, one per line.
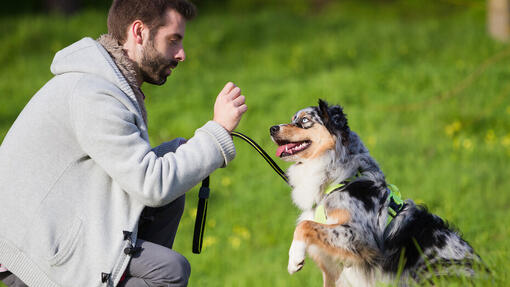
left=318, top=99, right=350, bottom=146
left=318, top=99, right=333, bottom=129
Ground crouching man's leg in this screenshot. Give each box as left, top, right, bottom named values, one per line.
left=119, top=194, right=189, bottom=286
left=138, top=194, right=186, bottom=249
left=0, top=271, right=28, bottom=287
left=118, top=239, right=191, bottom=287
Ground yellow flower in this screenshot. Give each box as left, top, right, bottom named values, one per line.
left=229, top=236, right=241, bottom=249
left=208, top=219, right=216, bottom=228
left=453, top=138, right=461, bottom=149
left=233, top=226, right=251, bottom=240
left=203, top=236, right=217, bottom=248
left=502, top=134, right=510, bottom=148
left=445, top=121, right=462, bottom=137
left=221, top=176, right=232, bottom=187
left=485, top=130, right=496, bottom=145
left=462, top=139, right=473, bottom=151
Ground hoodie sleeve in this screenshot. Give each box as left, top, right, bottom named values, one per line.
left=70, top=84, right=235, bottom=207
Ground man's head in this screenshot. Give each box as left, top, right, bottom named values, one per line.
left=107, top=0, right=196, bottom=85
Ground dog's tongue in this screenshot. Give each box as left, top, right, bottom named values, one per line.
left=276, top=142, right=299, bottom=157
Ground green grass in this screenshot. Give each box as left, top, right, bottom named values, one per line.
left=1, top=1, right=510, bottom=286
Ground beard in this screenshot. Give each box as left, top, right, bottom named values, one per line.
left=139, top=40, right=178, bottom=86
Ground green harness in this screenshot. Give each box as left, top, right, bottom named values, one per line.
left=313, top=177, right=404, bottom=225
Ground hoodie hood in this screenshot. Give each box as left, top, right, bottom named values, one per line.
left=50, top=37, right=143, bottom=120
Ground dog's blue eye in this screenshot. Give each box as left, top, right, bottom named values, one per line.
left=301, top=118, right=309, bottom=124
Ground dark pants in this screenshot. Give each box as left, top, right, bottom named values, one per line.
left=119, top=195, right=190, bottom=287
left=1, top=195, right=188, bottom=287
left=0, top=272, right=27, bottom=287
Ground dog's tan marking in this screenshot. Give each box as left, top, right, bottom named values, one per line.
left=294, top=220, right=360, bottom=263
left=302, top=125, right=335, bottom=159
left=327, top=209, right=350, bottom=225
left=308, top=250, right=341, bottom=287
left=276, top=124, right=336, bottom=160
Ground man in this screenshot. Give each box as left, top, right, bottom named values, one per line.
left=0, top=0, right=246, bottom=286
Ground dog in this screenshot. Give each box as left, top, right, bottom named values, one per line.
left=269, top=99, right=482, bottom=286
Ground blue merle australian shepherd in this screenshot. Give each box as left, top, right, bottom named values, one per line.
left=269, top=100, right=483, bottom=286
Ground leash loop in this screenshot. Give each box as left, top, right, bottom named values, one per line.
left=192, top=177, right=210, bottom=254
left=192, top=131, right=288, bottom=254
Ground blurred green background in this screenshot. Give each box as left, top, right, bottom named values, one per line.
left=1, top=0, right=509, bottom=286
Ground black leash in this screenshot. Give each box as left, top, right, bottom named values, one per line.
left=192, top=176, right=210, bottom=254
left=192, top=131, right=288, bottom=254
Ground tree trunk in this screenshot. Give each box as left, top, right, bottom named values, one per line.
left=488, top=0, right=510, bottom=41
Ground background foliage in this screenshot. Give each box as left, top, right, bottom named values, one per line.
left=1, top=0, right=509, bottom=286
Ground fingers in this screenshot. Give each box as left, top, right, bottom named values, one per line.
left=228, top=86, right=241, bottom=101
left=238, top=104, right=248, bottom=114
left=232, top=95, right=245, bottom=107
left=213, top=81, right=247, bottom=133
left=220, top=82, right=235, bottom=96
left=220, top=82, right=241, bottom=101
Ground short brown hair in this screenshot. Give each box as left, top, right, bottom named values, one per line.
left=107, top=0, right=197, bottom=44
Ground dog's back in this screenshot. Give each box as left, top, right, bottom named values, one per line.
left=382, top=202, right=481, bottom=282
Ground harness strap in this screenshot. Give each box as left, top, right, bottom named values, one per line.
left=313, top=173, right=360, bottom=223
left=386, top=183, right=405, bottom=225
left=313, top=177, right=405, bottom=225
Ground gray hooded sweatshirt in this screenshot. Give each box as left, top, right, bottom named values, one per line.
left=0, top=37, right=235, bottom=286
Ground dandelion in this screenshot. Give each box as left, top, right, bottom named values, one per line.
left=453, top=138, right=461, bottom=149
left=221, top=176, right=232, bottom=187
left=208, top=219, right=216, bottom=228
left=485, top=130, right=496, bottom=145
left=203, top=236, right=217, bottom=248
left=445, top=120, right=462, bottom=137
left=501, top=134, right=510, bottom=148
left=462, top=139, right=473, bottom=151
left=229, top=236, right=241, bottom=249
left=233, top=226, right=251, bottom=240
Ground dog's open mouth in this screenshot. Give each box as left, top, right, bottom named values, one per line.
left=275, top=140, right=311, bottom=157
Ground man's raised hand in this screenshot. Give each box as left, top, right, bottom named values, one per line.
left=213, top=82, right=247, bottom=133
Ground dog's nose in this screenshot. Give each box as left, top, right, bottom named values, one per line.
left=270, top=125, right=280, bottom=135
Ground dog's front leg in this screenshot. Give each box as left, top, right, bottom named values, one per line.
left=288, top=236, right=306, bottom=274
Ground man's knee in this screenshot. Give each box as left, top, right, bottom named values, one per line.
left=159, top=252, right=191, bottom=286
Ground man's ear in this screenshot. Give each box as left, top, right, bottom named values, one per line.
left=130, top=20, right=145, bottom=45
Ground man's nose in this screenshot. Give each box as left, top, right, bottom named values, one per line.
left=270, top=125, right=280, bottom=136
left=175, top=47, right=186, bottom=62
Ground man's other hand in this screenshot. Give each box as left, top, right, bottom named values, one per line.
left=213, top=82, right=247, bottom=133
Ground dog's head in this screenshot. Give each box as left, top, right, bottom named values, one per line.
left=270, top=99, right=350, bottom=162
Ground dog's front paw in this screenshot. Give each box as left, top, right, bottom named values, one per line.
left=288, top=240, right=306, bottom=274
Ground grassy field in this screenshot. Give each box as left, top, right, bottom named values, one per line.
left=1, top=0, right=509, bottom=286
